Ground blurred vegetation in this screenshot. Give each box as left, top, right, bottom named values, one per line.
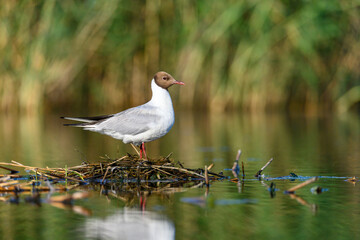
left=0, top=0, right=359, bottom=114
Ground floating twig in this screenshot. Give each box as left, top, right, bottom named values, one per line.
left=285, top=177, right=318, bottom=193
left=255, top=158, right=273, bottom=177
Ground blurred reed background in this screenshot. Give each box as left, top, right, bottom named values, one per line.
left=0, top=0, right=359, bottom=114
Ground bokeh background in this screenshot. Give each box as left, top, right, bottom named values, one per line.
left=1, top=3, right=360, bottom=240
left=1, top=0, right=360, bottom=115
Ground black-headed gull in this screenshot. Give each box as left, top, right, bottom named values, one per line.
left=61, top=71, right=184, bottom=159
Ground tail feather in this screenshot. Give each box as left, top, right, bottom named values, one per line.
left=61, top=114, right=113, bottom=126
left=61, top=117, right=95, bottom=123
left=63, top=122, right=90, bottom=127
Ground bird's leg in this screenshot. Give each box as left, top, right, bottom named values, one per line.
left=139, top=145, right=143, bottom=159
left=142, top=142, right=147, bottom=160
left=139, top=142, right=147, bottom=160
left=140, top=143, right=147, bottom=160
left=140, top=195, right=146, bottom=211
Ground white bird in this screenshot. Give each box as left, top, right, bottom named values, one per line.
left=61, top=71, right=184, bottom=159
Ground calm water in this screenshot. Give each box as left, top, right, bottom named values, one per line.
left=0, top=112, right=360, bottom=240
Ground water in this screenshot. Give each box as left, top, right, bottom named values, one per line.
left=0, top=112, right=360, bottom=240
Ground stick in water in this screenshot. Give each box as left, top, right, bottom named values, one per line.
left=255, top=158, right=273, bottom=177
left=285, top=177, right=318, bottom=193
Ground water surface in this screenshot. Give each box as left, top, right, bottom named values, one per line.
left=0, top=112, right=359, bottom=239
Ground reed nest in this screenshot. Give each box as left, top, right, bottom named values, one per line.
left=0, top=154, right=224, bottom=185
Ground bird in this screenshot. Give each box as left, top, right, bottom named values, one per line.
left=61, top=71, right=184, bottom=159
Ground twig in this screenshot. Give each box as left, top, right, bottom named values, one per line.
left=206, top=171, right=224, bottom=178
left=207, top=163, right=214, bottom=171
left=0, top=176, right=11, bottom=182
left=108, top=156, right=128, bottom=166
left=101, top=167, right=111, bottom=184
left=255, top=158, right=273, bottom=177
left=177, top=161, right=185, bottom=168
left=153, top=165, right=205, bottom=178
left=11, top=160, right=25, bottom=166
left=205, top=165, right=209, bottom=186
left=0, top=165, right=19, bottom=174
left=0, top=180, right=19, bottom=188
left=42, top=172, right=84, bottom=182
left=286, top=177, right=318, bottom=193
left=152, top=167, right=178, bottom=178
left=130, top=143, right=140, bottom=156
left=164, top=152, right=173, bottom=160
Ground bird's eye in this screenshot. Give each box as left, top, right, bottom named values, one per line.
left=162, top=76, right=167, bottom=80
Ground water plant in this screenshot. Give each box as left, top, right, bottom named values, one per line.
left=0, top=0, right=359, bottom=113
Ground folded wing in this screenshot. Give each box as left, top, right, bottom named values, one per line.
left=86, top=106, right=160, bottom=136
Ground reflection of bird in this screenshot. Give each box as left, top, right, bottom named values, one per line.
left=82, top=209, right=175, bottom=240
left=61, top=72, right=184, bottom=159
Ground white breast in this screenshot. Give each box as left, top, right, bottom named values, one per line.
left=129, top=80, right=175, bottom=144
left=87, top=79, right=176, bottom=146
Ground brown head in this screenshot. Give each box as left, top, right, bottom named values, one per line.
left=154, top=71, right=185, bottom=90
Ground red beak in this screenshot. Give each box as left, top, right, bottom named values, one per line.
left=174, top=81, right=185, bottom=85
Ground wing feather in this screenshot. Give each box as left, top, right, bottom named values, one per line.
left=93, top=105, right=160, bottom=135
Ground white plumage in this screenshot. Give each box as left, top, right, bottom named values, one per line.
left=62, top=71, right=184, bottom=158
left=83, top=79, right=175, bottom=146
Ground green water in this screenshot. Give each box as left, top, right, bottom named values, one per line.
left=0, top=112, right=360, bottom=240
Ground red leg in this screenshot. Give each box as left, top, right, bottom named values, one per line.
left=142, top=142, right=147, bottom=159
left=139, top=145, right=143, bottom=159
left=140, top=195, right=146, bottom=211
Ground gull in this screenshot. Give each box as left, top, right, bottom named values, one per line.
left=61, top=71, right=184, bottom=159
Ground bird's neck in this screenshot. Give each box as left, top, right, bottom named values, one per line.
left=148, top=79, right=173, bottom=109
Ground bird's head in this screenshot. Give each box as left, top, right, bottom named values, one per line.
left=154, top=71, right=185, bottom=89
